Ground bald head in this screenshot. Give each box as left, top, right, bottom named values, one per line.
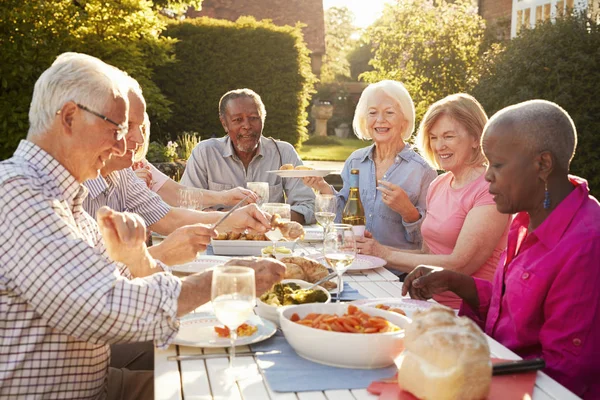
left=484, top=100, right=577, bottom=172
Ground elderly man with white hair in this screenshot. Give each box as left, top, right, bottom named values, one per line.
left=0, top=52, right=285, bottom=399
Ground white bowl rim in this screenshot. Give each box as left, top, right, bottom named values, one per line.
left=280, top=302, right=409, bottom=337
left=257, top=279, right=331, bottom=309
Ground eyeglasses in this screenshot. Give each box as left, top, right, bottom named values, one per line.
left=76, top=103, right=128, bottom=140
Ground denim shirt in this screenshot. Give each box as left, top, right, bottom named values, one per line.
left=333, top=143, right=437, bottom=249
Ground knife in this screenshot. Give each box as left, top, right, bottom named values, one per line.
left=211, top=194, right=251, bottom=230
left=492, top=358, right=545, bottom=376
left=168, top=350, right=280, bottom=362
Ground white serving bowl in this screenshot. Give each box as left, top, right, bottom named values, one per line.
left=280, top=303, right=410, bottom=369
left=256, top=279, right=331, bottom=325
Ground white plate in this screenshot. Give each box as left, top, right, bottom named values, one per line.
left=211, top=239, right=296, bottom=256
left=173, top=313, right=277, bottom=348
left=351, top=297, right=434, bottom=319
left=302, top=226, right=324, bottom=242
left=171, top=255, right=231, bottom=275
left=309, top=254, right=387, bottom=271
left=267, top=169, right=336, bottom=178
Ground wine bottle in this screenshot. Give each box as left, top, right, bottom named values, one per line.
left=342, top=169, right=366, bottom=236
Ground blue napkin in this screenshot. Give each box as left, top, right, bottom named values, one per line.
left=332, top=281, right=366, bottom=301
left=251, top=332, right=396, bottom=392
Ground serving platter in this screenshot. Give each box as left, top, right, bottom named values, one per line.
left=352, top=297, right=434, bottom=319
left=267, top=169, right=336, bottom=178
left=308, top=254, right=387, bottom=271
left=170, top=255, right=231, bottom=275
left=211, top=239, right=296, bottom=256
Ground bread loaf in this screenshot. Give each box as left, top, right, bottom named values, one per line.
left=279, top=164, right=294, bottom=170
left=397, top=306, right=491, bottom=400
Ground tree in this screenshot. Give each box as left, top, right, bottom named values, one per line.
left=320, top=6, right=357, bottom=83
left=0, top=0, right=179, bottom=159
left=361, top=0, right=485, bottom=124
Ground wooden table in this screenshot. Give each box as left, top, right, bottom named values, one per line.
left=154, top=270, right=580, bottom=400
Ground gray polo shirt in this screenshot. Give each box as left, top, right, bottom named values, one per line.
left=180, top=136, right=315, bottom=223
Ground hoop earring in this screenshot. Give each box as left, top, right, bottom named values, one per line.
left=544, top=181, right=551, bottom=209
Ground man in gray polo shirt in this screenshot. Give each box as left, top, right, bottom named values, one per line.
left=181, top=88, right=316, bottom=224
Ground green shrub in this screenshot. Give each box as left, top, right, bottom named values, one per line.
left=302, top=136, right=342, bottom=146
left=473, top=13, right=600, bottom=194
left=147, top=141, right=178, bottom=163
left=176, top=131, right=200, bottom=160
left=152, top=16, right=316, bottom=147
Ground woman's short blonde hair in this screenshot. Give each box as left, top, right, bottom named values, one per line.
left=417, top=93, right=488, bottom=170
left=352, top=80, right=415, bottom=141
left=134, top=112, right=150, bottom=162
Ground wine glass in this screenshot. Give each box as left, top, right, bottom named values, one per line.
left=211, top=265, right=256, bottom=371
left=315, top=194, right=337, bottom=233
left=247, top=182, right=269, bottom=207
left=323, top=224, right=356, bottom=303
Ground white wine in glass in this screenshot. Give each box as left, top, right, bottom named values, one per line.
left=315, top=194, right=337, bottom=232
left=315, top=211, right=336, bottom=228
left=323, top=224, right=356, bottom=302
left=211, top=266, right=255, bottom=371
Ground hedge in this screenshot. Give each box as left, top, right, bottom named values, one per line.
left=152, top=16, right=316, bottom=147
left=473, top=13, right=600, bottom=194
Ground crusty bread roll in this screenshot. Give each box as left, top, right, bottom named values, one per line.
left=280, top=164, right=294, bottom=170
left=280, top=256, right=336, bottom=288
left=397, top=306, right=491, bottom=400
left=284, top=262, right=306, bottom=280
left=294, top=165, right=313, bottom=170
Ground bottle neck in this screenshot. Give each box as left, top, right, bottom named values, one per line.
left=349, top=173, right=359, bottom=189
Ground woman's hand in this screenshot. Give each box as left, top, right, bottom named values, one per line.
left=302, top=176, right=333, bottom=194
left=220, top=187, right=258, bottom=206
left=377, top=180, right=420, bottom=223
left=134, top=165, right=153, bottom=188
left=402, top=265, right=479, bottom=308
left=355, top=231, right=390, bottom=259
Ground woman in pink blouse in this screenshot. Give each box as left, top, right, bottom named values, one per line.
left=132, top=113, right=256, bottom=207
left=358, top=94, right=511, bottom=308
left=402, top=100, right=600, bottom=399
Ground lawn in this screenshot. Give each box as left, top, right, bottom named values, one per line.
left=298, top=138, right=366, bottom=161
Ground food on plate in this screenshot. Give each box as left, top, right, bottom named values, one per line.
left=374, top=304, right=406, bottom=316
left=270, top=214, right=305, bottom=240
left=290, top=304, right=401, bottom=333
left=294, top=165, right=314, bottom=170
left=397, top=306, right=492, bottom=400
left=261, top=246, right=293, bottom=256
left=260, top=282, right=328, bottom=306
left=213, top=232, right=268, bottom=241
left=281, top=256, right=337, bottom=290
left=279, top=164, right=294, bottom=170
left=214, top=323, right=258, bottom=338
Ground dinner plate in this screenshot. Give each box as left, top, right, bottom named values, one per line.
left=302, top=226, right=324, bottom=242
left=211, top=239, right=296, bottom=256
left=173, top=313, right=277, bottom=348
left=267, top=169, right=336, bottom=178
left=308, top=254, right=387, bottom=271
left=170, top=255, right=231, bottom=275
left=351, top=297, right=434, bottom=319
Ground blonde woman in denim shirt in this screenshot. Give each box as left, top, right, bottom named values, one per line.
left=303, top=80, right=437, bottom=251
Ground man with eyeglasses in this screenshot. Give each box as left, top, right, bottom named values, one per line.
left=0, top=52, right=285, bottom=399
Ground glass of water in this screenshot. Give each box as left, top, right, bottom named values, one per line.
left=178, top=187, right=203, bottom=210
left=247, top=182, right=269, bottom=207
left=261, top=202, right=291, bottom=221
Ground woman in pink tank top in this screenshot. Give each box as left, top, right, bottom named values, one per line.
left=357, top=94, right=511, bottom=308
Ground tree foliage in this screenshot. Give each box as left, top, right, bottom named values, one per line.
left=0, top=0, right=176, bottom=159
left=361, top=0, right=485, bottom=124
left=473, top=14, right=600, bottom=193
left=320, top=6, right=356, bottom=83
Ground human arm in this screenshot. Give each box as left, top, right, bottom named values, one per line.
left=302, top=176, right=333, bottom=195
left=363, top=205, right=509, bottom=275
left=279, top=146, right=316, bottom=224
left=176, top=257, right=286, bottom=316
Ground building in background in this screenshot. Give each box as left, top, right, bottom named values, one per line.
left=186, top=0, right=325, bottom=76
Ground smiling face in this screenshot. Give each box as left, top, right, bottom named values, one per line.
left=366, top=91, right=407, bottom=145
left=221, top=96, right=263, bottom=155
left=429, top=114, right=479, bottom=173
left=483, top=122, right=543, bottom=215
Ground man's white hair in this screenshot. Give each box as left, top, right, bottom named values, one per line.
left=28, top=52, right=129, bottom=137
left=486, top=99, right=577, bottom=171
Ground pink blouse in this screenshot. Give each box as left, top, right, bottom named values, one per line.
left=421, top=172, right=509, bottom=308
left=460, top=176, right=600, bottom=399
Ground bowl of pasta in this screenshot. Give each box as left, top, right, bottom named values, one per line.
left=279, top=303, right=410, bottom=369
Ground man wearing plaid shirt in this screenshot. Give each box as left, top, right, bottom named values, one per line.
left=0, top=53, right=285, bottom=399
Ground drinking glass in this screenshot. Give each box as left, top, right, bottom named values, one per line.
left=178, top=187, right=203, bottom=210
left=315, top=194, right=337, bottom=233
left=247, top=182, right=269, bottom=206
left=211, top=265, right=256, bottom=371
left=323, top=224, right=356, bottom=303
left=261, top=202, right=291, bottom=221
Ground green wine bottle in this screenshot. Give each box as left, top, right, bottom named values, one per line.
left=342, top=169, right=366, bottom=236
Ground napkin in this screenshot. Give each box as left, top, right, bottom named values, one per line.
left=251, top=332, right=397, bottom=392
left=367, top=359, right=538, bottom=400
left=331, top=282, right=366, bottom=301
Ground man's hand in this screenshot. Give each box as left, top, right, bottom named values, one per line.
left=219, top=187, right=258, bottom=206
left=219, top=204, right=271, bottom=234
left=355, top=231, right=390, bottom=259
left=97, top=206, right=155, bottom=273
left=149, top=224, right=216, bottom=266
left=224, top=257, right=286, bottom=296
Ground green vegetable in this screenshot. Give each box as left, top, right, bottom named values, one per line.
left=260, top=283, right=327, bottom=306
